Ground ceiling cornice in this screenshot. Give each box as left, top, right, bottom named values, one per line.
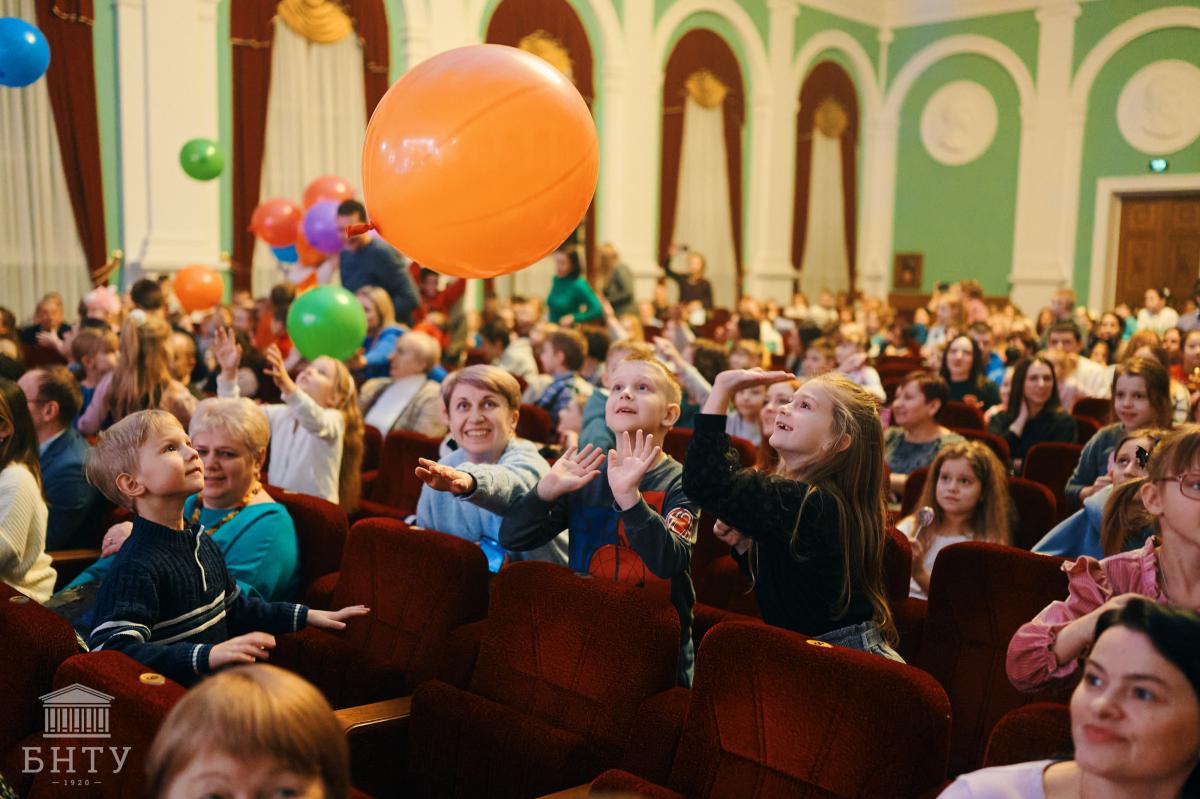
left=798, top=0, right=1096, bottom=30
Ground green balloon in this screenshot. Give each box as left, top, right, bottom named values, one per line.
left=286, top=286, right=367, bottom=362
left=179, top=137, right=225, bottom=181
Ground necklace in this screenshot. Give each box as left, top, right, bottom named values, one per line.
left=189, top=481, right=262, bottom=536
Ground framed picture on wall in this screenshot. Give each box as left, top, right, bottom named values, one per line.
left=893, top=253, right=923, bottom=291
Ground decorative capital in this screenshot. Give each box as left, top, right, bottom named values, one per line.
left=1035, top=0, right=1081, bottom=23
left=877, top=26, right=894, bottom=45
left=767, top=0, right=800, bottom=18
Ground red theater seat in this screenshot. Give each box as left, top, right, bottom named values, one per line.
left=1022, top=441, right=1084, bottom=521
left=0, top=585, right=80, bottom=796
left=1008, top=477, right=1058, bottom=549
left=406, top=561, right=680, bottom=799
left=517, top=403, right=554, bottom=444
left=952, top=427, right=1012, bottom=465
left=1072, top=397, right=1112, bottom=426
left=362, top=424, right=383, bottom=473
left=356, top=429, right=442, bottom=521
left=937, top=400, right=985, bottom=431
left=915, top=542, right=1072, bottom=776
left=27, top=651, right=186, bottom=799
left=590, top=621, right=952, bottom=799
left=264, top=484, right=348, bottom=601
left=983, top=703, right=1072, bottom=768
left=663, top=428, right=756, bottom=469
left=272, top=518, right=489, bottom=709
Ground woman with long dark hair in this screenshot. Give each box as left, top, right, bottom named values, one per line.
left=0, top=378, right=56, bottom=601
left=939, top=334, right=1000, bottom=410
left=987, top=356, right=1076, bottom=471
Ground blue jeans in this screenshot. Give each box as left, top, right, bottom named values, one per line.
left=815, top=620, right=905, bottom=663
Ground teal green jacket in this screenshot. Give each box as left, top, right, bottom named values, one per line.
left=547, top=275, right=602, bottom=325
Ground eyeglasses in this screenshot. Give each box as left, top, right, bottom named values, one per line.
left=1159, top=473, right=1200, bottom=501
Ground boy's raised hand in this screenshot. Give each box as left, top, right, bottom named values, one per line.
left=536, top=444, right=606, bottom=502
left=608, top=430, right=661, bottom=510
left=307, top=604, right=370, bottom=631
left=209, top=631, right=275, bottom=669
left=212, top=326, right=242, bottom=378
left=415, top=457, right=475, bottom=495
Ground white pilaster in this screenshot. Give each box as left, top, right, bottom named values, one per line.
left=1009, top=0, right=1081, bottom=315
left=745, top=0, right=800, bottom=300
left=856, top=112, right=900, bottom=299
left=618, top=1, right=661, bottom=300
left=597, top=65, right=627, bottom=251
left=117, top=0, right=223, bottom=281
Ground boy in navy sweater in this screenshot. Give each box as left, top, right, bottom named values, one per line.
left=499, top=355, right=698, bottom=684
left=83, top=410, right=367, bottom=686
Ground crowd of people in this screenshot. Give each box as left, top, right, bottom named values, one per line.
left=5, top=225, right=1200, bottom=796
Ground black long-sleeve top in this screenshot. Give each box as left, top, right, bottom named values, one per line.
left=659, top=253, right=713, bottom=307
left=682, top=413, right=874, bottom=636
left=987, top=408, right=1077, bottom=466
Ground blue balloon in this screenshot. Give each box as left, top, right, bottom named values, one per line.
left=272, top=244, right=299, bottom=264
left=0, top=17, right=50, bottom=88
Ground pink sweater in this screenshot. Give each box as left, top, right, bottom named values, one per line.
left=1006, top=537, right=1165, bottom=693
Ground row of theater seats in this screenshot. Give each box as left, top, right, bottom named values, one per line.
left=7, top=510, right=1077, bottom=798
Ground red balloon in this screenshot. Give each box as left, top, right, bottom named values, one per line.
left=303, top=175, right=354, bottom=209
left=362, top=44, right=598, bottom=279
left=295, top=230, right=326, bottom=267
left=174, top=264, right=224, bottom=312
left=250, top=198, right=302, bottom=247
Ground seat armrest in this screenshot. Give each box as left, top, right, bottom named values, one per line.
left=304, top=571, right=340, bottom=608
left=335, top=695, right=412, bottom=736
left=618, top=687, right=690, bottom=784
left=536, top=784, right=592, bottom=799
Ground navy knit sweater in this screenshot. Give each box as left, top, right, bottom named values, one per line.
left=88, top=515, right=307, bottom=686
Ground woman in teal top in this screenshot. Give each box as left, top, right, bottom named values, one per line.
left=547, top=246, right=602, bottom=326
left=65, top=397, right=300, bottom=601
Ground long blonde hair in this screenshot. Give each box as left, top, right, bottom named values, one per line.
left=913, top=441, right=1013, bottom=545
left=110, top=313, right=175, bottom=421
left=316, top=356, right=364, bottom=513
left=1101, top=426, right=1194, bottom=556
left=779, top=373, right=895, bottom=643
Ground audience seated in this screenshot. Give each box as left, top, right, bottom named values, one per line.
left=947, top=598, right=1200, bottom=798
left=886, top=371, right=965, bottom=499
left=531, top=327, right=594, bottom=429
left=350, top=286, right=406, bottom=381
left=17, top=366, right=101, bottom=549
left=988, top=356, right=1077, bottom=472
left=941, top=334, right=1002, bottom=410
left=359, top=330, right=447, bottom=439
left=0, top=378, right=56, bottom=602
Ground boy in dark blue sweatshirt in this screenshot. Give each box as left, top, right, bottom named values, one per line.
left=83, top=410, right=367, bottom=686
left=499, top=355, right=698, bottom=684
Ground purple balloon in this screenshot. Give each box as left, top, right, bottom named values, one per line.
left=303, top=200, right=342, bottom=254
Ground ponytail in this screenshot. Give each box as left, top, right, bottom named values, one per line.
left=1101, top=476, right=1154, bottom=557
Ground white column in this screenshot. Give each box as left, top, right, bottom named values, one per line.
left=856, top=111, right=900, bottom=299
left=618, top=1, right=661, bottom=300
left=1010, top=0, right=1082, bottom=314
left=117, top=0, right=222, bottom=281
left=597, top=65, right=627, bottom=251
left=744, top=0, right=799, bottom=300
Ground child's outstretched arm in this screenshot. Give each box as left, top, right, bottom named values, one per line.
left=499, top=445, right=605, bottom=552
left=263, top=344, right=344, bottom=440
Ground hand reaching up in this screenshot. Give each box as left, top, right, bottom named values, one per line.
left=212, top=326, right=242, bottom=379
left=536, top=444, right=606, bottom=502
left=607, top=430, right=661, bottom=510
left=263, top=343, right=296, bottom=396
left=415, top=458, right=475, bottom=496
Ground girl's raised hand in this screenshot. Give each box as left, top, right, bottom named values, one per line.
left=263, top=344, right=296, bottom=395
left=712, top=368, right=795, bottom=394
left=212, top=326, right=242, bottom=377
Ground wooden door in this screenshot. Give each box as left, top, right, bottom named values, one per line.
left=1116, top=195, right=1200, bottom=310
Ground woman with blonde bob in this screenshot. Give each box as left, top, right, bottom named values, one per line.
left=897, top=441, right=1013, bottom=599
left=351, top=286, right=406, bottom=380
left=78, top=312, right=197, bottom=434
left=147, top=664, right=348, bottom=799
left=67, top=397, right=301, bottom=601
left=414, top=365, right=564, bottom=571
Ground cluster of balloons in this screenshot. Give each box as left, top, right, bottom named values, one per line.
left=250, top=175, right=354, bottom=265
left=0, top=17, right=49, bottom=87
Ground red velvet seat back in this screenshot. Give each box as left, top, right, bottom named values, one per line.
left=27, top=651, right=185, bottom=799
left=951, top=427, right=1011, bottom=465
left=662, top=427, right=692, bottom=465
left=883, top=525, right=913, bottom=608
left=468, top=562, right=680, bottom=761
left=362, top=424, right=383, bottom=473
left=937, top=400, right=985, bottom=431
left=1072, top=397, right=1112, bottom=426
left=516, top=403, right=553, bottom=444
left=333, top=519, right=489, bottom=683
left=900, top=466, right=929, bottom=517
left=983, top=702, right=1072, bottom=768
left=916, top=542, right=1071, bottom=775
left=1072, top=415, right=1101, bottom=446
left=1008, top=477, right=1057, bottom=550
left=1022, top=441, right=1083, bottom=519
left=265, top=484, right=348, bottom=590
left=366, top=429, right=442, bottom=513
left=0, top=585, right=79, bottom=791
left=669, top=622, right=951, bottom=799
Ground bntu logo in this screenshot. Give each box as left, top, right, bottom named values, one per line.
left=23, top=683, right=131, bottom=785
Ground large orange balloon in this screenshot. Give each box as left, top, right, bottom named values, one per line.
left=303, top=175, right=354, bottom=209
left=362, top=44, right=598, bottom=279
left=174, top=264, right=224, bottom=312
left=250, top=198, right=302, bottom=247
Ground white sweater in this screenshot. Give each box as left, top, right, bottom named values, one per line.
left=218, top=378, right=345, bottom=504
left=0, top=463, right=56, bottom=602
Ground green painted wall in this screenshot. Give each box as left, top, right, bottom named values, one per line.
left=892, top=54, right=1021, bottom=295
left=92, top=0, right=122, bottom=284
left=1074, top=0, right=1200, bottom=72
left=384, top=0, right=406, bottom=78
left=888, top=10, right=1038, bottom=88
left=795, top=6, right=878, bottom=68
left=1072, top=25, right=1200, bottom=292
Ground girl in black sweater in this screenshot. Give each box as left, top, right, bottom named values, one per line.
left=682, top=369, right=900, bottom=660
